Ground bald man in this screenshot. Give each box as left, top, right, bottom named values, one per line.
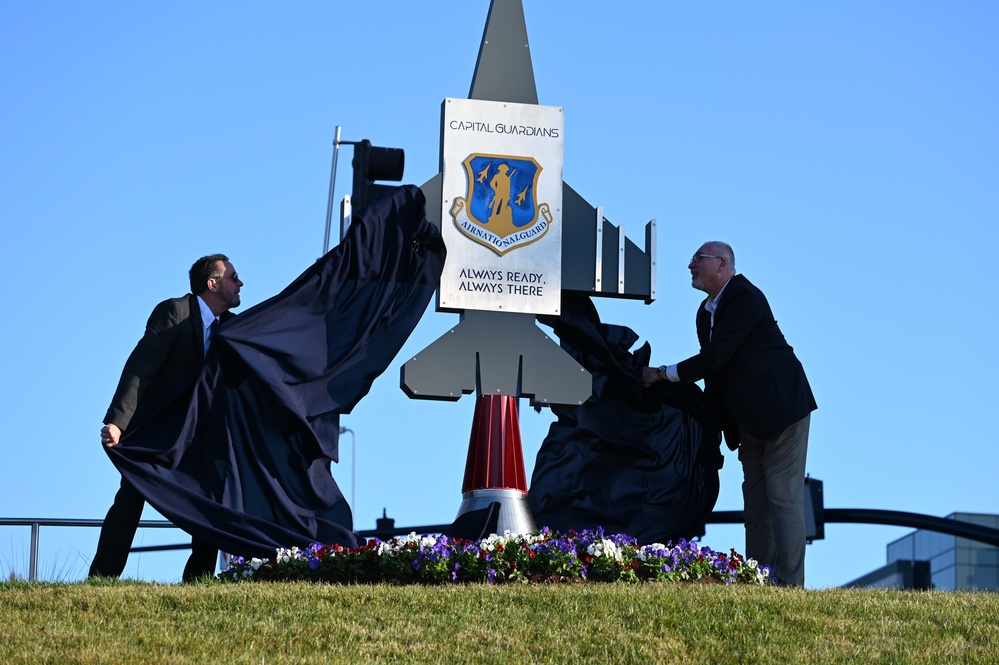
left=644, top=241, right=816, bottom=586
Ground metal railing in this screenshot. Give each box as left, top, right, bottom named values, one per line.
left=0, top=516, right=448, bottom=582
left=6, top=509, right=999, bottom=582
left=0, top=518, right=182, bottom=582
left=707, top=509, right=999, bottom=547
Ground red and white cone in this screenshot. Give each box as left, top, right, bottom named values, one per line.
left=454, top=394, right=537, bottom=535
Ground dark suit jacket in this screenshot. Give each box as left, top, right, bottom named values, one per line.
left=676, top=274, right=816, bottom=446
left=105, top=294, right=233, bottom=431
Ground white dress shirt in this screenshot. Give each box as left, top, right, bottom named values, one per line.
left=197, top=295, right=219, bottom=356
left=664, top=277, right=733, bottom=382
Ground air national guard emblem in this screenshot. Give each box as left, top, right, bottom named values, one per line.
left=449, top=153, right=553, bottom=256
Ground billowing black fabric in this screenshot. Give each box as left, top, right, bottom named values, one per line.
left=105, top=185, right=444, bottom=558
left=530, top=295, right=724, bottom=544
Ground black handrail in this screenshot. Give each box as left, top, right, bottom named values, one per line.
left=4, top=510, right=999, bottom=582
left=703, top=509, right=999, bottom=548
left=0, top=518, right=181, bottom=581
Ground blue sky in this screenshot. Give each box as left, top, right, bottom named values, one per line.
left=2, top=1, right=996, bottom=589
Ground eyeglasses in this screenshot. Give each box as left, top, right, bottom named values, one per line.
left=690, top=253, right=723, bottom=264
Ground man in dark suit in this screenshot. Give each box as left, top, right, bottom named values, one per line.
left=643, top=241, right=816, bottom=586
left=90, top=254, right=244, bottom=582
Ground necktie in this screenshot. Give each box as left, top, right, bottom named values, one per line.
left=207, top=319, right=219, bottom=356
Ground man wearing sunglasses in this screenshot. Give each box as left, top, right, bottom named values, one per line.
left=643, top=241, right=816, bottom=587
left=90, top=254, right=244, bottom=582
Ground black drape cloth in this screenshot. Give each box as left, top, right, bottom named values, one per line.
left=105, top=185, right=444, bottom=558
left=531, top=295, right=724, bottom=544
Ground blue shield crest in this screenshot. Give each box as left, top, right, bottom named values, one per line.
left=462, top=154, right=542, bottom=238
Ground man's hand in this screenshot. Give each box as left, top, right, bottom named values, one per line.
left=642, top=366, right=661, bottom=388
left=101, top=423, right=122, bottom=447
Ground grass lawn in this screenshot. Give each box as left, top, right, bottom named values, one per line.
left=2, top=580, right=997, bottom=663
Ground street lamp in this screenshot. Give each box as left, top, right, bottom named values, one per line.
left=338, top=426, right=356, bottom=518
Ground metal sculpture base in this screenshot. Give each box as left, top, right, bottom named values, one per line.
left=455, top=394, right=537, bottom=536
left=455, top=488, right=537, bottom=536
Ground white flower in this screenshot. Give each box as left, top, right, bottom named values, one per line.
left=586, top=539, right=622, bottom=561
left=511, top=532, right=540, bottom=547
left=636, top=543, right=667, bottom=562
left=481, top=533, right=505, bottom=552
left=273, top=546, right=304, bottom=564
left=249, top=557, right=266, bottom=570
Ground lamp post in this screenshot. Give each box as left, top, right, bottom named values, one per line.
left=338, top=426, right=356, bottom=517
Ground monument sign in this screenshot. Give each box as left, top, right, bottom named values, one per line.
left=440, top=98, right=564, bottom=316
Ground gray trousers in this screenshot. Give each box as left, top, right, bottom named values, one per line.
left=738, top=413, right=811, bottom=587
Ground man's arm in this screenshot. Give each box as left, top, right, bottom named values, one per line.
left=677, top=286, right=764, bottom=380
left=103, top=298, right=189, bottom=435
left=645, top=284, right=765, bottom=385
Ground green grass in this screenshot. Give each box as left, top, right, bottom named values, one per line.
left=1, top=580, right=997, bottom=664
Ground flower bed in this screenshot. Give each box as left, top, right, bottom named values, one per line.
left=220, top=527, right=772, bottom=586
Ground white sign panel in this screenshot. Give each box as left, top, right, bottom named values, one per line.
left=439, top=97, right=564, bottom=315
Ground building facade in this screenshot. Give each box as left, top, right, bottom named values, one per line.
left=846, top=512, right=998, bottom=591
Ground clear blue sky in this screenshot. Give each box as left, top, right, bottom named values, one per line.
left=2, top=1, right=996, bottom=588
